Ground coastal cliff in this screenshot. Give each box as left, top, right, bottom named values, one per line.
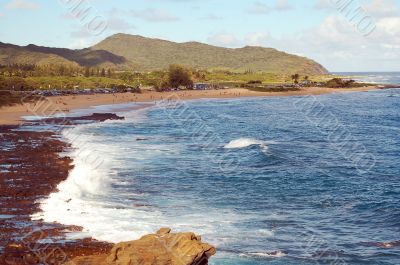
left=66, top=228, right=216, bottom=265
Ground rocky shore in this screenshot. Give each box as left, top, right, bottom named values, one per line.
left=0, top=114, right=216, bottom=265
left=0, top=124, right=112, bottom=265
left=68, top=228, right=216, bottom=265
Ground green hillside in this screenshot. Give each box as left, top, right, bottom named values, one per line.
left=0, top=43, right=78, bottom=66
left=92, top=34, right=328, bottom=75
left=0, top=42, right=128, bottom=68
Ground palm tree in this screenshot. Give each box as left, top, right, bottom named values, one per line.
left=291, top=74, right=300, bottom=84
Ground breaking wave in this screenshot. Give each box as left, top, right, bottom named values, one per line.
left=240, top=251, right=286, bottom=258
left=224, top=138, right=275, bottom=151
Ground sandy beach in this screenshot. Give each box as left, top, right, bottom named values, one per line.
left=0, top=86, right=379, bottom=125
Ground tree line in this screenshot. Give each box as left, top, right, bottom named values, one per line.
left=0, top=64, right=115, bottom=78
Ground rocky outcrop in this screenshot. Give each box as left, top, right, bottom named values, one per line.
left=67, top=228, right=216, bottom=265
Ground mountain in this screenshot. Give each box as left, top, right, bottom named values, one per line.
left=92, top=34, right=328, bottom=74
left=0, top=42, right=128, bottom=68
left=0, top=34, right=328, bottom=74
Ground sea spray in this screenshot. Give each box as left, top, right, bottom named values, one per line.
left=224, top=138, right=276, bottom=152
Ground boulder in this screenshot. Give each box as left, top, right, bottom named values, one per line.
left=67, top=228, right=216, bottom=265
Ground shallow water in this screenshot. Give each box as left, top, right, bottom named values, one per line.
left=33, top=86, right=400, bottom=265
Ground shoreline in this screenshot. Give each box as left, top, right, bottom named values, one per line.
left=0, top=123, right=114, bottom=264
left=0, top=86, right=380, bottom=126
left=0, top=112, right=214, bottom=265
left=0, top=85, right=395, bottom=264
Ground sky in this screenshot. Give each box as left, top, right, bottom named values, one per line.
left=0, top=0, right=399, bottom=72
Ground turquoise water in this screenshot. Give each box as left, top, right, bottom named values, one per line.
left=36, top=87, right=400, bottom=265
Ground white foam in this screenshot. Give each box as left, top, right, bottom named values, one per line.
left=224, top=138, right=275, bottom=151
left=258, top=229, right=275, bottom=237
left=240, top=251, right=286, bottom=258
left=31, top=113, right=281, bottom=249
left=31, top=123, right=148, bottom=242
left=31, top=120, right=250, bottom=245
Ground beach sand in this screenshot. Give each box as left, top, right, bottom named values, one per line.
left=0, top=86, right=378, bottom=125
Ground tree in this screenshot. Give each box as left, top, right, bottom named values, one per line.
left=291, top=74, right=300, bottom=84
left=85, top=67, right=90, bottom=77
left=101, top=68, right=106, bottom=77
left=168, top=64, right=193, bottom=89
left=107, top=69, right=112, bottom=78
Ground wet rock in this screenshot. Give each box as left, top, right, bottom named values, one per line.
left=68, top=229, right=216, bottom=265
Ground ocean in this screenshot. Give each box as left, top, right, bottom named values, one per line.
left=333, top=72, right=400, bottom=85
left=33, top=74, right=400, bottom=265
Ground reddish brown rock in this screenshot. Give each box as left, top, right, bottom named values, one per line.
left=0, top=125, right=113, bottom=265
left=67, top=228, right=216, bottom=265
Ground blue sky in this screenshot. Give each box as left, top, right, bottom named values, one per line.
left=0, top=0, right=399, bottom=71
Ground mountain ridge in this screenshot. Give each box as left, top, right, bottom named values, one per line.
left=0, top=34, right=329, bottom=75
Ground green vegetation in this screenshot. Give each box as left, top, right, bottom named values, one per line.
left=0, top=76, right=33, bottom=90
left=24, top=76, right=128, bottom=90
left=0, top=64, right=135, bottom=90
left=324, top=78, right=371, bottom=88
left=0, top=63, right=336, bottom=92
left=93, top=34, right=328, bottom=74
left=0, top=64, right=373, bottom=108
left=325, top=78, right=355, bottom=88
left=203, top=71, right=287, bottom=84
left=0, top=91, right=39, bottom=107
left=291, top=74, right=300, bottom=84
left=167, top=64, right=194, bottom=89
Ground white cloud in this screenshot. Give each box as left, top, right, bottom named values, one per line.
left=331, top=51, right=353, bottom=59
left=70, top=28, right=92, bottom=39
left=275, top=0, right=293, bottom=11
left=206, top=10, right=400, bottom=71
left=6, top=0, right=38, bottom=10
left=69, top=16, right=136, bottom=47
left=207, top=33, right=240, bottom=47
left=131, top=8, right=179, bottom=22
left=107, top=17, right=136, bottom=31
left=207, top=32, right=273, bottom=48
left=243, top=32, right=271, bottom=46
left=68, top=38, right=92, bottom=49
left=246, top=0, right=294, bottom=15
left=376, top=17, right=400, bottom=36
left=363, top=0, right=400, bottom=18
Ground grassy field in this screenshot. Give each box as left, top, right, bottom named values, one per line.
left=25, top=76, right=128, bottom=89
left=0, top=71, right=337, bottom=92
left=202, top=71, right=333, bottom=85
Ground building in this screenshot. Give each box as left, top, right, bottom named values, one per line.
left=194, top=83, right=210, bottom=90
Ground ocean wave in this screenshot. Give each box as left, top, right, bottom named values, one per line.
left=31, top=122, right=249, bottom=244
left=224, top=138, right=275, bottom=151
left=240, top=251, right=286, bottom=258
